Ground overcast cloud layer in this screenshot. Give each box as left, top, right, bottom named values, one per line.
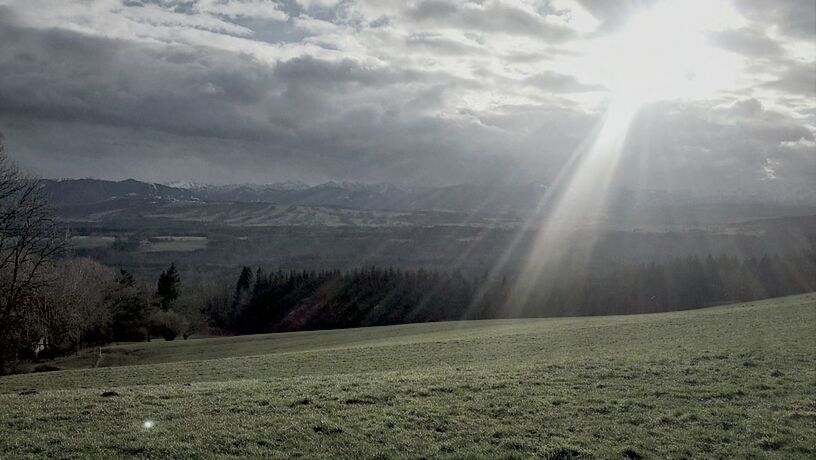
left=0, top=0, right=813, bottom=197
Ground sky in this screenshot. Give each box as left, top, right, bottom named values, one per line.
left=0, top=0, right=813, bottom=197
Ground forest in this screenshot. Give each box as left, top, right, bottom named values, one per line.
left=206, top=253, right=816, bottom=335
left=13, top=250, right=816, bottom=371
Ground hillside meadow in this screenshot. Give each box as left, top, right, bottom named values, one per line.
left=1, top=294, right=814, bottom=458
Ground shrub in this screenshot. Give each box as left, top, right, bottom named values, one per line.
left=33, top=364, right=61, bottom=373
left=149, top=310, right=188, bottom=341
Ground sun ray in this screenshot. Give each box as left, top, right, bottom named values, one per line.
left=505, top=99, right=640, bottom=313
left=497, top=0, right=751, bottom=316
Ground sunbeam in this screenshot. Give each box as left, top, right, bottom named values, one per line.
left=506, top=99, right=641, bottom=313
left=503, top=0, right=748, bottom=315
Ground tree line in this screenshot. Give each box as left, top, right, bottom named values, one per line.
left=1, top=255, right=203, bottom=373
left=0, top=140, right=201, bottom=373
left=205, top=252, right=816, bottom=335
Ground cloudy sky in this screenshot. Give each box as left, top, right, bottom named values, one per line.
left=0, top=0, right=813, bottom=196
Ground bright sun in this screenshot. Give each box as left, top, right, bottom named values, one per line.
left=513, top=1, right=749, bottom=303
left=598, top=0, right=744, bottom=105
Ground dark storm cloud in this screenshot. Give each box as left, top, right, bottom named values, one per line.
left=735, top=0, right=816, bottom=40
left=0, top=19, right=474, bottom=145
left=405, top=0, right=576, bottom=41
left=763, top=61, right=816, bottom=97
left=273, top=55, right=408, bottom=87
left=524, top=71, right=604, bottom=93
left=708, top=27, right=785, bottom=58
left=574, top=0, right=657, bottom=34
left=0, top=12, right=517, bottom=185
left=0, top=21, right=278, bottom=141
left=405, top=33, right=484, bottom=56
left=0, top=0, right=813, bottom=197
left=617, top=99, right=815, bottom=196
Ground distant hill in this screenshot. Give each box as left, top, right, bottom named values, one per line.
left=42, top=178, right=553, bottom=216
left=46, top=177, right=815, bottom=275
left=192, top=181, right=415, bottom=210
left=42, top=178, right=816, bottom=228
left=43, top=178, right=199, bottom=206
left=182, top=181, right=551, bottom=214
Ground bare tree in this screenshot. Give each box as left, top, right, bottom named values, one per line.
left=38, top=258, right=116, bottom=353
left=0, top=137, right=64, bottom=374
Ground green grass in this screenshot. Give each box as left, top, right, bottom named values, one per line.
left=2, top=294, right=815, bottom=458
left=68, top=235, right=208, bottom=252
left=142, top=236, right=208, bottom=252
left=68, top=236, right=116, bottom=249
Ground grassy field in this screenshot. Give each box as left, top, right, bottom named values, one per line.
left=1, top=294, right=815, bottom=458
left=68, top=235, right=116, bottom=249
left=69, top=235, right=208, bottom=252
left=142, top=236, right=208, bottom=253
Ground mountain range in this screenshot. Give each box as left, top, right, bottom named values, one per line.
left=43, top=178, right=551, bottom=214
left=42, top=178, right=816, bottom=228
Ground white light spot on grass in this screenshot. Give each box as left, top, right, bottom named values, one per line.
left=143, top=420, right=155, bottom=429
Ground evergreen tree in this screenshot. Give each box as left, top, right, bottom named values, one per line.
left=233, top=266, right=253, bottom=307
left=111, top=269, right=148, bottom=342
left=156, top=263, right=181, bottom=311
left=197, top=251, right=816, bottom=336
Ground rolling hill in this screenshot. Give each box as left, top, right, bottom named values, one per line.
left=1, top=294, right=814, bottom=458
left=45, top=178, right=816, bottom=228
